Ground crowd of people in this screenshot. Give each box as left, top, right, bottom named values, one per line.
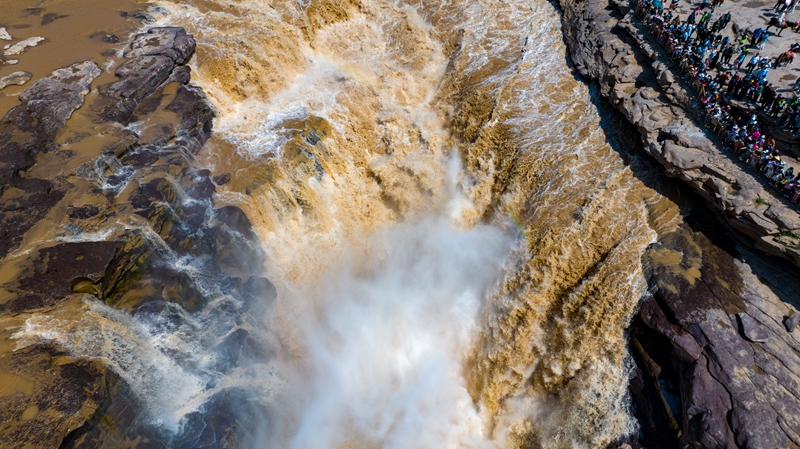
left=634, top=0, right=800, bottom=205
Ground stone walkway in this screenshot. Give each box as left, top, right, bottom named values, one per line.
left=672, top=0, right=800, bottom=95
left=654, top=0, right=800, bottom=193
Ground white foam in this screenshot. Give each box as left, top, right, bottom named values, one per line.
left=265, top=215, right=514, bottom=449
left=12, top=298, right=207, bottom=432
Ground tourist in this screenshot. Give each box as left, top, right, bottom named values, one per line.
left=634, top=0, right=800, bottom=205
left=734, top=51, right=747, bottom=71
left=745, top=53, right=760, bottom=73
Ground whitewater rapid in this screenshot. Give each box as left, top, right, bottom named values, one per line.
left=12, top=0, right=689, bottom=447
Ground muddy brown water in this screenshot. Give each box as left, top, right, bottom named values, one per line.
left=1, top=0, right=800, bottom=448
left=0, top=0, right=145, bottom=114
left=0, top=1, right=145, bottom=445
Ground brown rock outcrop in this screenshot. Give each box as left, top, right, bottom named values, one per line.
left=629, top=225, right=800, bottom=448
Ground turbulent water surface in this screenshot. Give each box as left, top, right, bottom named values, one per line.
left=11, top=0, right=693, bottom=447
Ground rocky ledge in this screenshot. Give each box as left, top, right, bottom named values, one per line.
left=557, top=0, right=800, bottom=268
left=629, top=219, right=800, bottom=448
left=0, top=28, right=272, bottom=448
left=555, top=1, right=800, bottom=447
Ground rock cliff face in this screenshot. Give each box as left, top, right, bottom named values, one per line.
left=0, top=28, right=270, bottom=448
left=555, top=1, right=800, bottom=447
left=557, top=0, right=800, bottom=267
left=630, top=221, right=800, bottom=449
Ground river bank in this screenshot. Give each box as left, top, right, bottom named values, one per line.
left=0, top=13, right=273, bottom=447
left=555, top=0, right=800, bottom=446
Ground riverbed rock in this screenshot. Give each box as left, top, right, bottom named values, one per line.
left=0, top=71, right=31, bottom=90
left=124, top=27, right=196, bottom=64
left=166, top=84, right=215, bottom=148
left=3, top=36, right=45, bottom=56
left=0, top=61, right=101, bottom=259
left=1, top=241, right=124, bottom=314
left=0, top=345, right=107, bottom=449
left=0, top=27, right=269, bottom=448
left=5, top=61, right=100, bottom=147
left=96, top=27, right=197, bottom=123
left=213, top=173, right=231, bottom=185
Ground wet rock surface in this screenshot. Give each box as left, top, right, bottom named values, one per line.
left=557, top=0, right=800, bottom=268
left=0, top=61, right=101, bottom=259
left=0, top=345, right=107, bottom=449
left=2, top=241, right=123, bottom=314
left=124, top=27, right=196, bottom=65
left=95, top=27, right=197, bottom=123
left=0, top=28, right=272, bottom=449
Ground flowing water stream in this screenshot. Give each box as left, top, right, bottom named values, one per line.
left=10, top=0, right=693, bottom=447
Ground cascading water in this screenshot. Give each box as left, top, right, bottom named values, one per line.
left=11, top=0, right=690, bottom=447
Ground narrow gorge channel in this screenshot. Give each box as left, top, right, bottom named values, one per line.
left=1, top=0, right=799, bottom=448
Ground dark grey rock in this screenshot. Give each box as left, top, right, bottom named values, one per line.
left=2, top=241, right=124, bottom=313
left=95, top=27, right=197, bottom=123
left=5, top=61, right=100, bottom=147
left=97, top=55, right=173, bottom=122
left=124, top=27, right=196, bottom=64
left=165, top=84, right=215, bottom=148
left=0, top=61, right=100, bottom=258
left=784, top=311, right=799, bottom=332
left=165, top=64, right=192, bottom=85
left=212, top=173, right=231, bottom=185
left=736, top=313, right=770, bottom=343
